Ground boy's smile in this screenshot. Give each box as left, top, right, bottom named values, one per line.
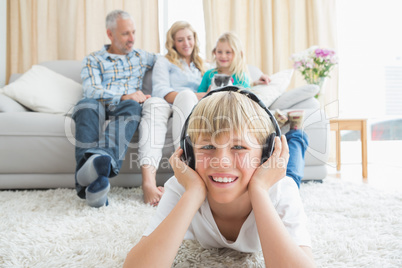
left=209, top=173, right=238, bottom=187
left=194, top=131, right=262, bottom=204
left=209, top=174, right=238, bottom=183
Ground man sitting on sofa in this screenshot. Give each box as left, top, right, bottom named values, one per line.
left=72, top=10, right=161, bottom=207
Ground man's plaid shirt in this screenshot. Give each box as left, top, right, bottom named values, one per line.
left=81, top=45, right=156, bottom=105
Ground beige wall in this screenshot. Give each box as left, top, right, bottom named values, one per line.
left=0, top=0, right=6, bottom=87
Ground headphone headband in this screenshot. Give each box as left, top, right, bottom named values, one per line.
left=180, top=86, right=281, bottom=168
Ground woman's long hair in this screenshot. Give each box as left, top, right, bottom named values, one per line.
left=165, top=21, right=205, bottom=74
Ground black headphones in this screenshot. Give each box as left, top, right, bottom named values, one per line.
left=179, top=86, right=281, bottom=169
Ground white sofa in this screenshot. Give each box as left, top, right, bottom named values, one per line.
left=0, top=61, right=329, bottom=189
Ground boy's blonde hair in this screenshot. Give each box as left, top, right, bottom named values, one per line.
left=188, top=91, right=274, bottom=147
left=165, top=21, right=205, bottom=74
left=212, top=32, right=248, bottom=82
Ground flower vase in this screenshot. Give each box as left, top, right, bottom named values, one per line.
left=313, top=77, right=326, bottom=99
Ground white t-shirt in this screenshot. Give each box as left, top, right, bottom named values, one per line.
left=143, top=176, right=311, bottom=253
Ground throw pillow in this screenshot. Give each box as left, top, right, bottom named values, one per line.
left=1, top=65, right=83, bottom=114
left=269, top=84, right=319, bottom=110
left=249, top=69, right=294, bottom=107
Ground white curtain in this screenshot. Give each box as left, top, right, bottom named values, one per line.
left=203, top=0, right=338, bottom=107
left=7, top=0, right=159, bottom=79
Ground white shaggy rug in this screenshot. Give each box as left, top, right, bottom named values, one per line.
left=0, top=178, right=401, bottom=268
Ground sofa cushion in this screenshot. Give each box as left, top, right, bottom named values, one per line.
left=247, top=64, right=264, bottom=81
left=0, top=112, right=76, bottom=174
left=0, top=93, right=28, bottom=112
left=0, top=65, right=83, bottom=114
left=269, top=84, right=319, bottom=110
left=142, top=69, right=153, bottom=96
left=279, top=108, right=330, bottom=166
left=249, top=69, right=294, bottom=107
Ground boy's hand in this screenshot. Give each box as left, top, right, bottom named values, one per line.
left=249, top=135, right=289, bottom=192
left=169, top=147, right=207, bottom=200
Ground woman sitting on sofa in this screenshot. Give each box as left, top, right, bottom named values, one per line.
left=138, top=21, right=207, bottom=206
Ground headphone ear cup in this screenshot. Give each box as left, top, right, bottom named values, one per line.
left=261, top=133, right=276, bottom=164
left=182, top=136, right=195, bottom=169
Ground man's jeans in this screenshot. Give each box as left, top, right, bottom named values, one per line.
left=286, top=129, right=309, bottom=188
left=72, top=98, right=142, bottom=198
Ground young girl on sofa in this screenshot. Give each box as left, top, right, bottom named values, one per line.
left=124, top=88, right=315, bottom=267
left=198, top=32, right=270, bottom=92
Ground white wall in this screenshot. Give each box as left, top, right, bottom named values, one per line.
left=0, top=0, right=6, bottom=87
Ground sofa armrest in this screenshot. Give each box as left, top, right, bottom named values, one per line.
left=280, top=108, right=330, bottom=166
left=0, top=93, right=28, bottom=112
left=288, top=97, right=320, bottom=110
left=269, top=84, right=319, bottom=110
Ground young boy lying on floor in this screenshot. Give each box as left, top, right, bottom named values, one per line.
left=124, top=87, right=315, bottom=267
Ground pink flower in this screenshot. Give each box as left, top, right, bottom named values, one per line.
left=315, top=49, right=323, bottom=57
left=321, top=49, right=330, bottom=57
left=291, top=46, right=338, bottom=84
left=293, top=61, right=302, bottom=69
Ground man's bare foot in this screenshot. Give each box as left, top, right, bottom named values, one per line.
left=141, top=165, right=165, bottom=206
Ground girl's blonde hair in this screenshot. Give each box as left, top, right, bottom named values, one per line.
left=165, top=21, right=205, bottom=74
left=212, top=32, right=248, bottom=82
left=188, top=91, right=273, bottom=147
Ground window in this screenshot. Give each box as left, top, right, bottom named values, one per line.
left=158, top=0, right=206, bottom=57
left=337, top=0, right=402, bottom=168
left=337, top=0, right=402, bottom=120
